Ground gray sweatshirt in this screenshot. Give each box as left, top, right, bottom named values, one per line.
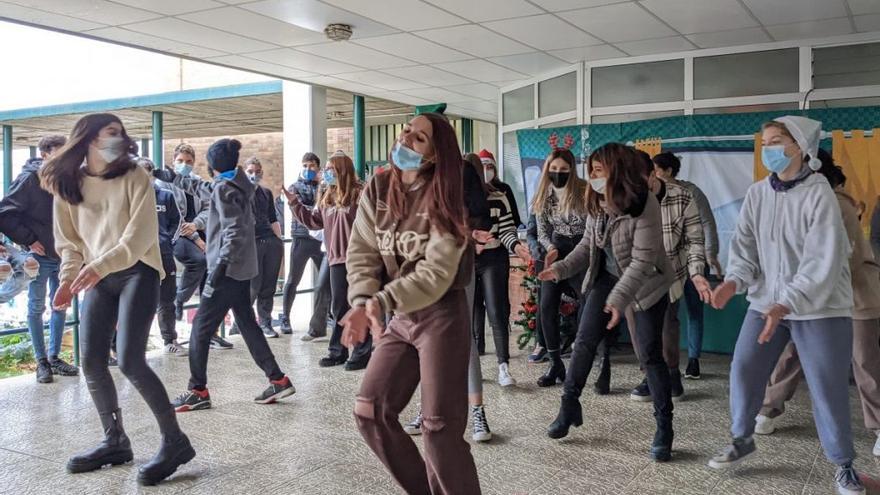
left=725, top=173, right=853, bottom=320
left=172, top=168, right=258, bottom=281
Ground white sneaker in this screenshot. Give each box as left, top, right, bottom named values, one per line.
left=164, top=341, right=188, bottom=356
left=498, top=363, right=516, bottom=387
left=403, top=410, right=423, bottom=436
left=835, top=463, right=866, bottom=495
left=873, top=431, right=880, bottom=456
left=754, top=414, right=776, bottom=435
left=472, top=405, right=492, bottom=442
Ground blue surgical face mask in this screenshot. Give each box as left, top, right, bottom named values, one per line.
left=323, top=169, right=337, bottom=186
left=174, top=161, right=193, bottom=176
left=215, top=169, right=236, bottom=181
left=301, top=168, right=317, bottom=182
left=761, top=145, right=793, bottom=174
left=391, top=141, right=424, bottom=171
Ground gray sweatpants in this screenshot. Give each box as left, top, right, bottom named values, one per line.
left=730, top=310, right=855, bottom=465
left=465, top=273, right=482, bottom=396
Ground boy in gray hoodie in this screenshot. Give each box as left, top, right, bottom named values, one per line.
left=153, top=138, right=295, bottom=412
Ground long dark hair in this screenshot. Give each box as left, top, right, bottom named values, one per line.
left=386, top=113, right=468, bottom=242
left=587, top=143, right=648, bottom=216
left=464, top=152, right=496, bottom=194
left=40, top=113, right=136, bottom=204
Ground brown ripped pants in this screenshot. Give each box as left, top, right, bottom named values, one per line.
left=353, top=289, right=481, bottom=495
left=760, top=318, right=880, bottom=430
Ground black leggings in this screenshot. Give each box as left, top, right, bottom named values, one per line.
left=173, top=237, right=206, bottom=307
left=540, top=235, right=584, bottom=354
left=80, top=262, right=180, bottom=436
left=564, top=271, right=672, bottom=421
left=250, top=236, right=284, bottom=325
left=474, top=247, right=511, bottom=364
left=281, top=237, right=323, bottom=319
left=328, top=264, right=372, bottom=362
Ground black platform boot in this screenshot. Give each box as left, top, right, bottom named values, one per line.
left=651, top=416, right=674, bottom=462
left=67, top=409, right=134, bottom=473
left=593, top=355, right=611, bottom=395
left=547, top=395, right=584, bottom=439
left=537, top=351, right=566, bottom=387
left=137, top=433, right=196, bottom=486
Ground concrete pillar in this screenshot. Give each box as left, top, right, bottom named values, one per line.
left=283, top=81, right=327, bottom=189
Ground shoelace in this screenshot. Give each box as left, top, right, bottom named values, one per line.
left=835, top=465, right=861, bottom=488
left=472, top=408, right=488, bottom=433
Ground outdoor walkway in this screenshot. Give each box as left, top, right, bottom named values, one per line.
left=1, top=329, right=878, bottom=495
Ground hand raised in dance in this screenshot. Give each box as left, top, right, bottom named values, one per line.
left=53, top=281, right=74, bottom=310
left=341, top=305, right=370, bottom=347
left=279, top=186, right=299, bottom=207
left=710, top=280, right=736, bottom=310
left=536, top=266, right=558, bottom=281
left=514, top=243, right=532, bottom=263
left=691, top=274, right=713, bottom=304
left=70, top=266, right=102, bottom=294
left=758, top=304, right=789, bottom=344
left=604, top=304, right=620, bottom=330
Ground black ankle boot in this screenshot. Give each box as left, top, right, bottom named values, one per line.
left=137, top=433, right=196, bottom=486
left=651, top=417, right=674, bottom=462
left=537, top=352, right=565, bottom=387
left=593, top=356, right=611, bottom=395
left=547, top=395, right=583, bottom=439
left=67, top=409, right=134, bottom=473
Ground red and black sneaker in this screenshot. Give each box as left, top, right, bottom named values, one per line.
left=173, top=389, right=211, bottom=412
left=254, top=376, right=296, bottom=404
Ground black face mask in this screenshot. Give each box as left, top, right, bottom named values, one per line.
left=549, top=172, right=570, bottom=188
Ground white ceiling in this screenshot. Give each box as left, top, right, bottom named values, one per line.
left=1, top=0, right=879, bottom=123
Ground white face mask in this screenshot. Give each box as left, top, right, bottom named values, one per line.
left=589, top=177, right=607, bottom=195
left=484, top=169, right=495, bottom=183
left=94, top=136, right=127, bottom=163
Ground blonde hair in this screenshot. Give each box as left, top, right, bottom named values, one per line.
left=530, top=148, right=587, bottom=216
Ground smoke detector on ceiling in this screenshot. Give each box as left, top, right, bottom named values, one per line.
left=325, top=24, right=353, bottom=41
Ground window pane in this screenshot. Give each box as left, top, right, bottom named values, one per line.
left=590, top=110, right=683, bottom=124
left=693, top=102, right=799, bottom=115
left=811, top=97, right=880, bottom=109
left=814, top=42, right=880, bottom=89
left=539, top=72, right=577, bottom=117
left=502, top=85, right=534, bottom=125
left=539, top=118, right=577, bottom=128
left=591, top=60, right=683, bottom=107
left=694, top=49, right=799, bottom=99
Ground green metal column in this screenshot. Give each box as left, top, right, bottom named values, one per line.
left=2, top=125, right=11, bottom=193
left=461, top=118, right=473, bottom=154
left=141, top=138, right=149, bottom=158
left=29, top=146, right=37, bottom=158
left=353, top=95, right=365, bottom=180
left=151, top=111, right=163, bottom=167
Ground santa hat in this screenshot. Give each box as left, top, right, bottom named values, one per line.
left=478, top=149, right=495, bottom=166
left=773, top=116, right=822, bottom=171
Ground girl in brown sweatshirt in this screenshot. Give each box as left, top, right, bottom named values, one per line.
left=342, top=113, right=481, bottom=495
left=283, top=151, right=372, bottom=369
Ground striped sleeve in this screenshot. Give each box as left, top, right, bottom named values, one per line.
left=490, top=193, right=521, bottom=253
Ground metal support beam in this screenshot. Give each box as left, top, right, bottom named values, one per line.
left=151, top=111, right=163, bottom=167
left=461, top=118, right=473, bottom=154
left=29, top=146, right=37, bottom=159
left=141, top=138, right=149, bottom=158
left=353, top=95, right=365, bottom=180
left=2, top=125, right=12, bottom=193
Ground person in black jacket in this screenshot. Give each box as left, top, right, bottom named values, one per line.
left=479, top=149, right=523, bottom=228
left=0, top=135, right=79, bottom=383
left=136, top=157, right=186, bottom=356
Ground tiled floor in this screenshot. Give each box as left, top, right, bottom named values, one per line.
left=1, top=327, right=878, bottom=494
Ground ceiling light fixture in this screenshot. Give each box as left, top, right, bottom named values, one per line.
left=325, top=24, right=353, bottom=42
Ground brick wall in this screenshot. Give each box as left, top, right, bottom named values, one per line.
left=327, top=127, right=353, bottom=156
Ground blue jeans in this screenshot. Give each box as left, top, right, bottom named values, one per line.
left=27, top=254, right=66, bottom=360
left=0, top=245, right=34, bottom=304
left=682, top=266, right=708, bottom=359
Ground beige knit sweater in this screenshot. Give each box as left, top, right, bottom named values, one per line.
left=54, top=166, right=164, bottom=283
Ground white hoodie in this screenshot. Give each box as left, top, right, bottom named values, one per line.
left=726, top=173, right=853, bottom=320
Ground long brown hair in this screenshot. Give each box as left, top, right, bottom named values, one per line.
left=320, top=152, right=360, bottom=208
left=530, top=148, right=586, bottom=215
left=586, top=143, right=648, bottom=216
left=386, top=113, right=468, bottom=242
left=463, top=153, right=496, bottom=194
left=40, top=113, right=136, bottom=204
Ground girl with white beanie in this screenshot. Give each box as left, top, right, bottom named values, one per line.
left=707, top=116, right=865, bottom=495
